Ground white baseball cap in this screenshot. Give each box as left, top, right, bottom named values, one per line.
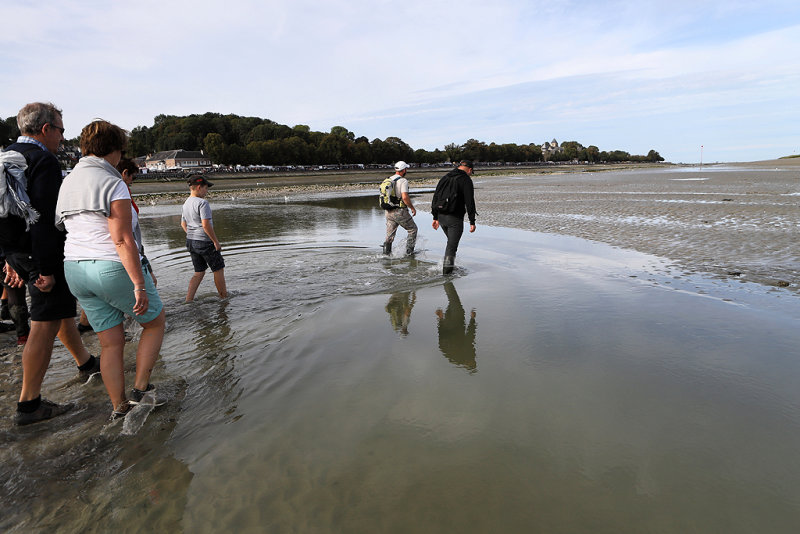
left=394, top=161, right=410, bottom=171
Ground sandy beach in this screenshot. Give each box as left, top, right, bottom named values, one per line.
left=2, top=159, right=797, bottom=356
left=2, top=160, right=799, bottom=532
left=132, top=159, right=800, bottom=293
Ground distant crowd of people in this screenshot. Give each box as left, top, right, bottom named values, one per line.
left=1, top=100, right=476, bottom=427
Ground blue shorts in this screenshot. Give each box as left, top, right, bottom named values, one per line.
left=64, top=260, right=163, bottom=332
left=187, top=239, right=225, bottom=272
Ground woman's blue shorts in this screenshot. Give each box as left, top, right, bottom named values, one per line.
left=65, top=260, right=163, bottom=332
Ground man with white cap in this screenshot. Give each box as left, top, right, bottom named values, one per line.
left=382, top=161, right=418, bottom=256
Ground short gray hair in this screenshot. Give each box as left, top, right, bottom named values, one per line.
left=17, top=102, right=62, bottom=136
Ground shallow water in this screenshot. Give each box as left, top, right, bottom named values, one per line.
left=2, top=189, right=800, bottom=532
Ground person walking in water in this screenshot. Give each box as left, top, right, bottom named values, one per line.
left=431, top=160, right=477, bottom=274
left=2, top=102, right=98, bottom=425
left=57, top=120, right=166, bottom=420
left=382, top=161, right=418, bottom=256
left=181, top=175, right=227, bottom=301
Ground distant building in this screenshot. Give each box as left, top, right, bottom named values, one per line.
left=144, top=149, right=211, bottom=171
left=541, top=139, right=564, bottom=159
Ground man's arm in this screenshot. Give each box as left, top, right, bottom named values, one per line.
left=463, top=178, right=477, bottom=229
left=201, top=219, right=222, bottom=251
left=27, top=153, right=65, bottom=277
left=401, top=192, right=416, bottom=216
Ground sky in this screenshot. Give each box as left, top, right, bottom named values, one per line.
left=2, top=0, right=799, bottom=163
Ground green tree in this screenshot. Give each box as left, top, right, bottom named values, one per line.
left=203, top=132, right=226, bottom=163
left=292, top=124, right=311, bottom=140
left=560, top=141, right=584, bottom=161
left=318, top=134, right=348, bottom=163
left=281, top=136, right=312, bottom=164
left=353, top=139, right=372, bottom=164
left=444, top=143, right=461, bottom=162
left=226, top=143, right=250, bottom=165
left=330, top=126, right=355, bottom=142
left=461, top=139, right=488, bottom=162
left=382, top=136, right=414, bottom=163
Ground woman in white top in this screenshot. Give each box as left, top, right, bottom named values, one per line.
left=56, top=120, right=165, bottom=420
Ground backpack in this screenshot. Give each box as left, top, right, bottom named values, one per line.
left=0, top=149, right=40, bottom=230
left=432, top=173, right=460, bottom=215
left=378, top=176, right=402, bottom=210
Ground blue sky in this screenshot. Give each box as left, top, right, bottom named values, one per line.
left=2, top=0, right=799, bottom=163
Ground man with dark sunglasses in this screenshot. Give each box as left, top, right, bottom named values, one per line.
left=1, top=102, right=96, bottom=425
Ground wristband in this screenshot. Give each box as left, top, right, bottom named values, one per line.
left=134, top=288, right=147, bottom=292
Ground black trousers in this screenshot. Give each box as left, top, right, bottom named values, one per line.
left=438, top=213, right=464, bottom=257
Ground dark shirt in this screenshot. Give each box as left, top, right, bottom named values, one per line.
left=431, top=168, right=477, bottom=225
left=0, top=142, right=66, bottom=276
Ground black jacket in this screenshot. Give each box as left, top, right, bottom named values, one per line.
left=0, top=142, right=66, bottom=276
left=431, top=168, right=477, bottom=225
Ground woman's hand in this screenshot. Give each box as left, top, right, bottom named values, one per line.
left=132, top=288, right=149, bottom=315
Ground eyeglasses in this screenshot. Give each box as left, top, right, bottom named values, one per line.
left=48, top=124, right=65, bottom=135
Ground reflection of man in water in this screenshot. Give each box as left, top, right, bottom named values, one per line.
left=385, top=291, right=416, bottom=336
left=435, top=282, right=477, bottom=372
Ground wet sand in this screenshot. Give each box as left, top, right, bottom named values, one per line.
left=1, top=161, right=798, bottom=531
left=132, top=159, right=800, bottom=293
left=3, top=159, right=797, bottom=353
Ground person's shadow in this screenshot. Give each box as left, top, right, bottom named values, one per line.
left=385, top=291, right=416, bottom=336
left=435, top=282, right=478, bottom=373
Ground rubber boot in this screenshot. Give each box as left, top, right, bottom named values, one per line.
left=443, top=255, right=455, bottom=275
left=382, top=241, right=392, bottom=255
left=406, top=242, right=415, bottom=256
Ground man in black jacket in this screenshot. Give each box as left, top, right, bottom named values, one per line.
left=430, top=160, right=477, bottom=274
left=2, top=102, right=96, bottom=425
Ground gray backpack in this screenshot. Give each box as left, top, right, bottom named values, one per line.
left=0, top=150, right=40, bottom=230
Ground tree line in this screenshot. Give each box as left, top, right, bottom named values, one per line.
left=1, top=111, right=664, bottom=165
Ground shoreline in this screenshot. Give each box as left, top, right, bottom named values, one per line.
left=130, top=162, right=667, bottom=201
left=132, top=160, right=799, bottom=296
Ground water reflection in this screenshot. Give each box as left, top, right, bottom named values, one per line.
left=385, top=291, right=416, bottom=336
left=435, top=282, right=478, bottom=373
left=189, top=299, right=233, bottom=355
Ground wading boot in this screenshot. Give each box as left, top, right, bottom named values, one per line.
left=406, top=242, right=415, bottom=256
left=443, top=255, right=455, bottom=275
left=382, top=241, right=392, bottom=255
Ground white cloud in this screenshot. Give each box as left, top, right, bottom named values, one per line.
left=2, top=0, right=799, bottom=161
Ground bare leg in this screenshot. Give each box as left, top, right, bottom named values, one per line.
left=57, top=317, right=91, bottom=366
left=96, top=324, right=126, bottom=410
left=133, top=309, right=166, bottom=391
left=186, top=271, right=205, bottom=302
left=212, top=268, right=228, bottom=299
left=18, top=320, right=61, bottom=402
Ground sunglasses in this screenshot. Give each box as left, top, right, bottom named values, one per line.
left=48, top=124, right=65, bottom=135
